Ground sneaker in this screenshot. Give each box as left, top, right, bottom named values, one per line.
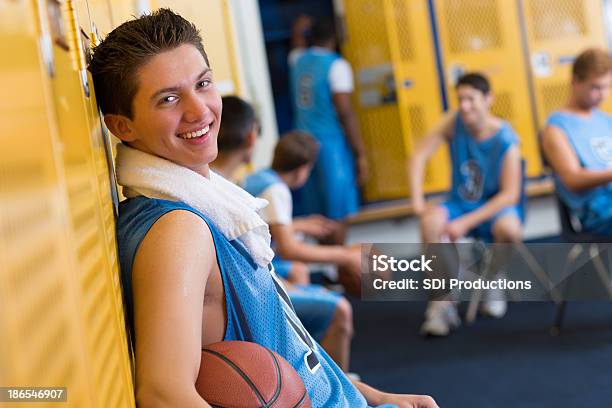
left=480, top=286, right=507, bottom=318
left=420, top=301, right=461, bottom=337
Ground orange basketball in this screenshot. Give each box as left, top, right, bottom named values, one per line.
left=196, top=341, right=311, bottom=408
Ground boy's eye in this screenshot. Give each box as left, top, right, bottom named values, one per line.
left=161, top=95, right=178, bottom=104
left=198, top=79, right=211, bottom=88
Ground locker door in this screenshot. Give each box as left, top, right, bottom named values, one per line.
left=384, top=0, right=449, bottom=195
left=48, top=1, right=135, bottom=406
left=0, top=1, right=94, bottom=406
left=342, top=0, right=447, bottom=201
left=521, top=0, right=612, bottom=126
left=433, top=0, right=542, bottom=177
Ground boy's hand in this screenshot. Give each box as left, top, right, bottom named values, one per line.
left=379, top=393, right=439, bottom=408
left=412, top=197, right=427, bottom=216
left=357, top=155, right=369, bottom=186
left=337, top=244, right=362, bottom=295
left=443, top=218, right=470, bottom=242
left=293, top=215, right=339, bottom=238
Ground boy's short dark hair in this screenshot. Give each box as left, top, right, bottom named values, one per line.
left=217, top=96, right=257, bottom=152
left=456, top=73, right=491, bottom=95
left=572, top=48, right=612, bottom=82
left=89, top=8, right=209, bottom=118
left=310, top=18, right=336, bottom=46
left=272, top=131, right=320, bottom=173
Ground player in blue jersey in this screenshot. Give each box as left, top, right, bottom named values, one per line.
left=89, top=8, right=437, bottom=408
left=289, top=18, right=368, bottom=241
left=542, top=48, right=612, bottom=235
left=409, top=73, right=523, bottom=336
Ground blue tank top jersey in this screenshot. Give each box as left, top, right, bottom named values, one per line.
left=289, top=49, right=360, bottom=220
left=448, top=115, right=519, bottom=211
left=243, top=168, right=282, bottom=197
left=546, top=110, right=612, bottom=221
left=117, top=196, right=382, bottom=407
left=290, top=49, right=344, bottom=142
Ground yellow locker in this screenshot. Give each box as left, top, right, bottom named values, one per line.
left=152, top=0, right=243, bottom=96
left=433, top=0, right=542, bottom=178
left=0, top=1, right=94, bottom=406
left=49, top=1, right=134, bottom=406
left=520, top=0, right=612, bottom=126
left=342, top=0, right=447, bottom=201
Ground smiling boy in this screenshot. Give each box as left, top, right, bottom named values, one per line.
left=89, top=9, right=437, bottom=407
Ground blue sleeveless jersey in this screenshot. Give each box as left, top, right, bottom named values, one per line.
left=243, top=168, right=282, bottom=197
left=448, top=115, right=519, bottom=211
left=547, top=110, right=612, bottom=224
left=289, top=49, right=359, bottom=219
left=117, top=196, right=383, bottom=407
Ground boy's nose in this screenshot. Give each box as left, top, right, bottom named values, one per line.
left=184, top=94, right=210, bottom=123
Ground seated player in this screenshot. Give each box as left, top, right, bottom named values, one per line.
left=90, top=9, right=437, bottom=407
left=542, top=48, right=612, bottom=235
left=243, top=132, right=362, bottom=292
left=212, top=95, right=354, bottom=371
left=409, top=73, right=523, bottom=336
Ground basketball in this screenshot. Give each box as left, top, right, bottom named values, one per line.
left=196, top=341, right=311, bottom=407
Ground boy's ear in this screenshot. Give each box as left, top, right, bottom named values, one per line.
left=104, top=114, right=137, bottom=142
left=245, top=128, right=258, bottom=148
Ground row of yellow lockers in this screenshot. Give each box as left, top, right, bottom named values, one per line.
left=341, top=0, right=612, bottom=202
left=0, top=1, right=241, bottom=406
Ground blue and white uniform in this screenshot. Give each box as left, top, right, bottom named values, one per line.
left=442, top=114, right=523, bottom=240
left=547, top=110, right=612, bottom=234
left=244, top=168, right=342, bottom=342
left=117, top=197, right=389, bottom=407
left=290, top=47, right=359, bottom=220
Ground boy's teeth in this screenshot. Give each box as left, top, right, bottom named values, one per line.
left=180, top=125, right=210, bottom=139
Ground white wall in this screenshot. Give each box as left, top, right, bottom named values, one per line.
left=228, top=0, right=279, bottom=170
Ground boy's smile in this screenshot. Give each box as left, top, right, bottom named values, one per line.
left=124, top=44, right=222, bottom=177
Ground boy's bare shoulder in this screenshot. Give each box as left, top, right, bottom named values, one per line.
left=133, top=209, right=217, bottom=280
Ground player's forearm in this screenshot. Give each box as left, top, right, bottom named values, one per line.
left=338, top=109, right=365, bottom=157
left=136, top=386, right=211, bottom=408
left=560, top=168, right=612, bottom=192
left=461, top=190, right=519, bottom=230
left=408, top=153, right=427, bottom=203
left=352, top=380, right=386, bottom=406
left=276, top=237, right=347, bottom=265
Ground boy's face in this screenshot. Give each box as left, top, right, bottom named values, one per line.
left=289, top=163, right=313, bottom=189
left=456, top=85, right=492, bottom=128
left=573, top=72, right=612, bottom=110
left=112, top=44, right=222, bottom=176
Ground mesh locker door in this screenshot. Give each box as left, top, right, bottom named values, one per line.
left=48, top=1, right=134, bottom=406
left=521, top=0, right=612, bottom=126
left=384, top=0, right=449, bottom=195
left=0, top=2, right=94, bottom=406
left=342, top=0, right=407, bottom=201
left=433, top=0, right=542, bottom=178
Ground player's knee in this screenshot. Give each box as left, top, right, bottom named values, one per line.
left=332, top=298, right=354, bottom=338
left=493, top=217, right=522, bottom=243
left=288, top=262, right=310, bottom=285
left=421, top=207, right=447, bottom=240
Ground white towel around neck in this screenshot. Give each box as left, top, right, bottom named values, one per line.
left=115, top=144, right=274, bottom=267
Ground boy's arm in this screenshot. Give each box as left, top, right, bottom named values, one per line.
left=409, top=112, right=455, bottom=215
left=447, top=145, right=521, bottom=239
left=131, top=210, right=215, bottom=408
left=353, top=380, right=439, bottom=408
left=270, top=223, right=357, bottom=269
left=542, top=124, right=612, bottom=192
left=333, top=92, right=369, bottom=185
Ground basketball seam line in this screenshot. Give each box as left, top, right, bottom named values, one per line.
left=263, top=349, right=282, bottom=407
left=292, top=390, right=308, bottom=408
left=201, top=348, right=267, bottom=406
